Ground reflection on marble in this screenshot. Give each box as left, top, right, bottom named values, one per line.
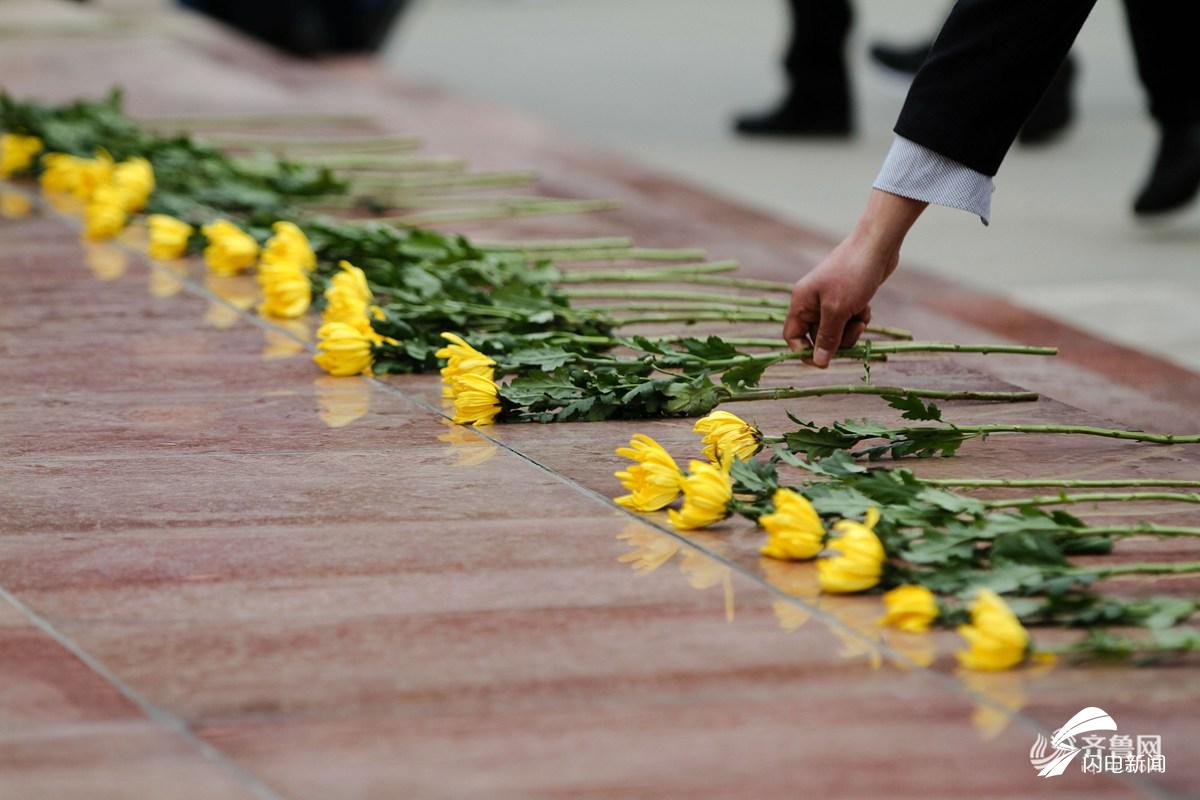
left=42, top=189, right=82, bottom=216
left=958, top=659, right=1056, bottom=741
left=615, top=525, right=735, bottom=622
left=314, top=376, right=371, bottom=429
left=262, top=319, right=311, bottom=361
left=436, top=418, right=497, bottom=466
left=84, top=242, right=127, bottom=281
left=148, top=261, right=188, bottom=298
left=204, top=273, right=257, bottom=329
left=0, top=190, right=32, bottom=219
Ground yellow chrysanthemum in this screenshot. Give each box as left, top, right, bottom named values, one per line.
left=447, top=372, right=502, bottom=426
left=202, top=219, right=259, bottom=275
left=111, top=157, right=155, bottom=211
left=330, top=259, right=371, bottom=301
left=817, top=507, right=886, bottom=594
left=322, top=283, right=369, bottom=327
left=47, top=151, right=114, bottom=202
left=0, top=133, right=43, bottom=177
left=312, top=321, right=374, bottom=377
left=693, top=409, right=761, bottom=465
left=956, top=589, right=1029, bottom=671
left=879, top=584, right=938, bottom=633
left=261, top=220, right=316, bottom=272
left=257, top=261, right=312, bottom=319
left=146, top=214, right=194, bottom=260
left=613, top=434, right=684, bottom=512
left=82, top=195, right=127, bottom=241
left=39, top=153, right=81, bottom=195
left=436, top=332, right=496, bottom=398
left=760, top=488, right=825, bottom=561
left=668, top=460, right=733, bottom=530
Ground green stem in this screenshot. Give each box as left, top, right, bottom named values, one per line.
left=1085, top=560, right=1200, bottom=577
left=867, top=324, right=914, bottom=341
left=139, top=112, right=374, bottom=129
left=377, top=200, right=620, bottom=226
left=203, top=134, right=421, bottom=154
left=923, top=424, right=1200, bottom=445
left=924, top=477, right=1200, bottom=489
left=514, top=247, right=709, bottom=263
left=727, top=385, right=1039, bottom=404
left=982, top=491, right=1200, bottom=510
left=350, top=170, right=536, bottom=191
left=1081, top=525, right=1200, bottom=538
left=615, top=311, right=783, bottom=326
left=476, top=237, right=634, bottom=251
left=562, top=287, right=787, bottom=308
left=330, top=158, right=468, bottom=174
left=561, top=261, right=740, bottom=282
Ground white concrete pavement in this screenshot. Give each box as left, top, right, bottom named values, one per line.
left=384, top=0, right=1200, bottom=370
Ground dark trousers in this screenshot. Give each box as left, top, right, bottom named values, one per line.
left=1123, top=1, right=1200, bottom=125
left=782, top=0, right=853, bottom=102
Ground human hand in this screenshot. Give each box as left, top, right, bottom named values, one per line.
left=783, top=190, right=926, bottom=367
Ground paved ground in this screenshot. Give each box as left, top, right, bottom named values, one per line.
left=1, top=2, right=1198, bottom=799
left=387, top=0, right=1200, bottom=370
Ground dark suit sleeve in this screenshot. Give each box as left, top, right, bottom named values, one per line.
left=894, top=0, right=1097, bottom=176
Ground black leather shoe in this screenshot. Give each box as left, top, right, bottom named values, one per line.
left=1134, top=123, right=1200, bottom=216
left=734, top=94, right=852, bottom=138
left=868, top=40, right=931, bottom=76
left=1018, top=58, right=1076, bottom=145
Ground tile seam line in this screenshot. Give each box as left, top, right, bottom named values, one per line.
left=0, top=586, right=289, bottom=800
left=14, top=188, right=1175, bottom=800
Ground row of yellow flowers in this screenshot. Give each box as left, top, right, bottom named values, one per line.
left=1, top=132, right=397, bottom=381
left=605, top=411, right=1028, bottom=671
left=424, top=333, right=1026, bottom=669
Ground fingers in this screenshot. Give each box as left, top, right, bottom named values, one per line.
left=840, top=305, right=871, bottom=349
left=811, top=304, right=851, bottom=368
left=782, top=280, right=818, bottom=352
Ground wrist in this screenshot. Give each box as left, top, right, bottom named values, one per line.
left=850, top=189, right=926, bottom=258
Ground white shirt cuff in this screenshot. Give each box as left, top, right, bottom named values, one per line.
left=873, top=135, right=994, bottom=225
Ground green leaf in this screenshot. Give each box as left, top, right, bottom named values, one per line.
left=885, top=392, right=944, bottom=421
left=720, top=359, right=769, bottom=389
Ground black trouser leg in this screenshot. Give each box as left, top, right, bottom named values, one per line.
left=1122, top=1, right=1200, bottom=125
left=782, top=0, right=854, bottom=105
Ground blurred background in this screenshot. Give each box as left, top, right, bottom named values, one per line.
left=131, top=0, right=1200, bottom=369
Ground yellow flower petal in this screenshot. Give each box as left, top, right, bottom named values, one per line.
left=879, top=584, right=938, bottom=633
left=760, top=488, right=825, bottom=561
left=667, top=460, right=733, bottom=530
left=955, top=589, right=1029, bottom=671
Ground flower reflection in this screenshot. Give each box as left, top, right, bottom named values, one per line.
left=117, top=217, right=148, bottom=250
left=0, top=191, right=32, bottom=219
left=616, top=524, right=681, bottom=573
left=760, top=558, right=888, bottom=667
left=957, top=656, right=1055, bottom=740
left=203, top=273, right=256, bottom=329
left=436, top=418, right=497, bottom=466
left=262, top=319, right=311, bottom=361
left=44, top=190, right=82, bottom=216
left=678, top=546, right=734, bottom=622
left=148, top=262, right=187, bottom=298
left=759, top=557, right=820, bottom=631
left=314, top=375, right=371, bottom=429
left=883, top=631, right=937, bottom=670
left=615, top=524, right=734, bottom=622
left=84, top=242, right=127, bottom=281
left=822, top=597, right=886, bottom=670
